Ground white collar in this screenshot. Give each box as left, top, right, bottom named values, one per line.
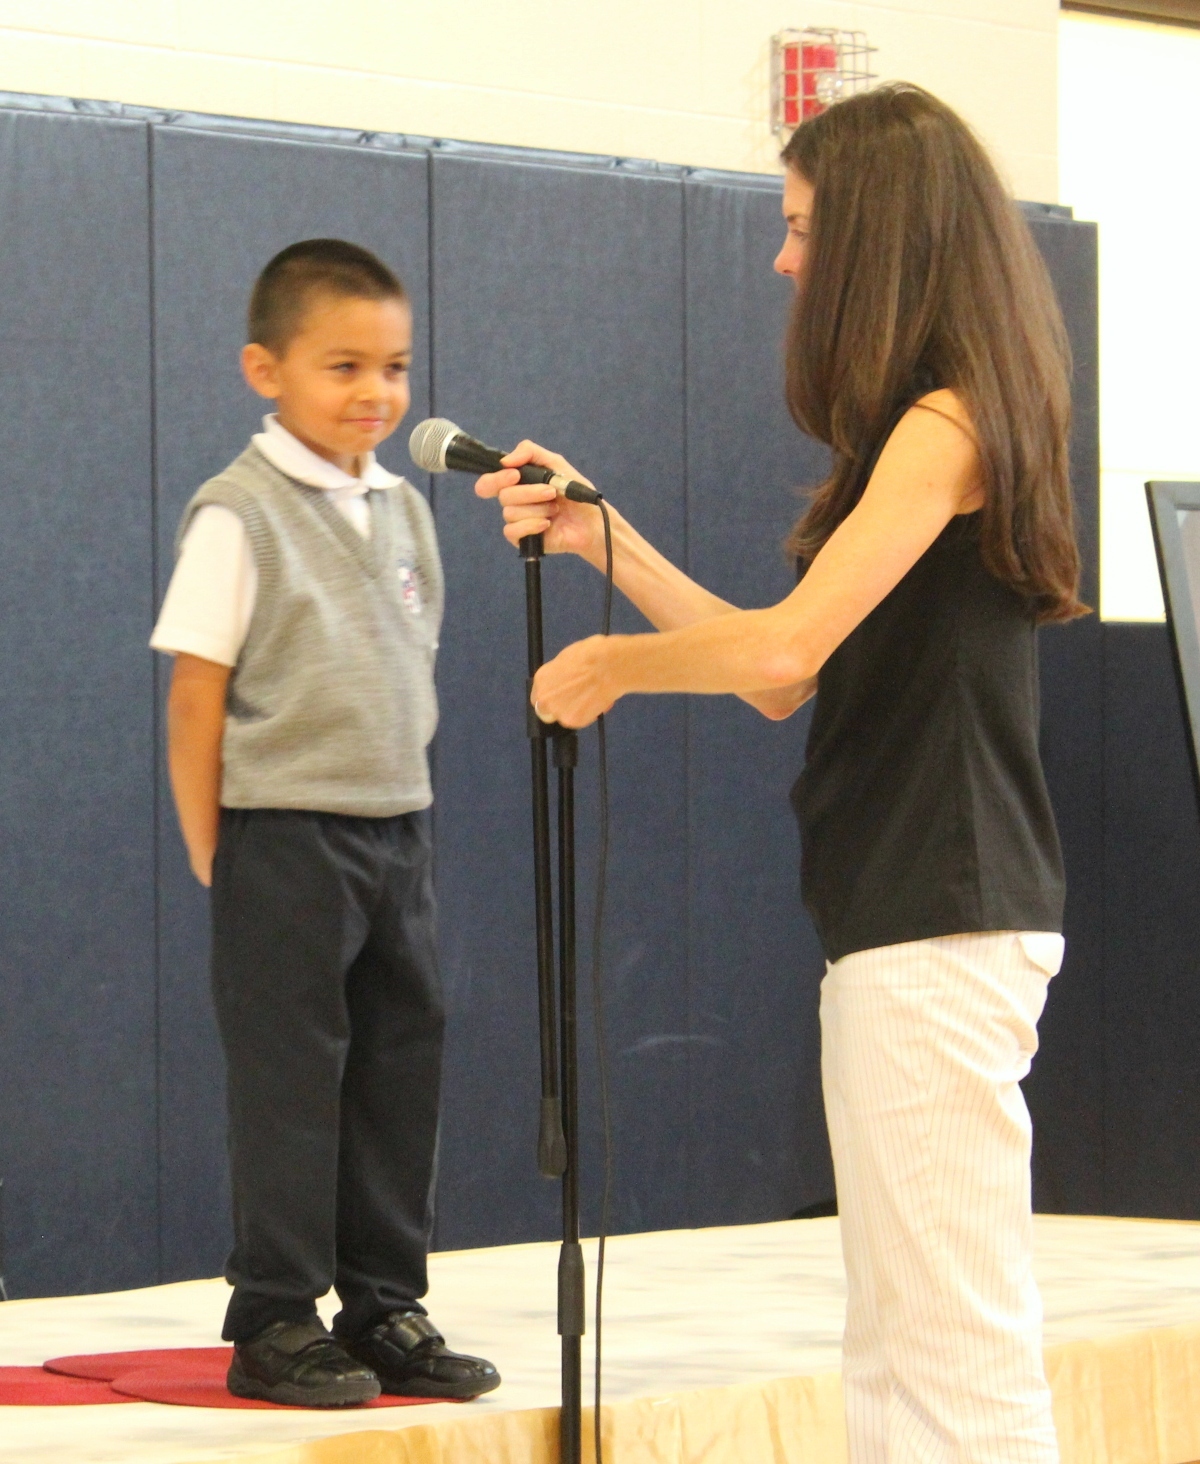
left=252, top=414, right=402, bottom=495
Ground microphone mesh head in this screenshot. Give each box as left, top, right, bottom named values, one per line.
left=408, top=417, right=462, bottom=473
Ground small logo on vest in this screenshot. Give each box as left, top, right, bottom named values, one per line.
left=397, top=560, right=423, bottom=615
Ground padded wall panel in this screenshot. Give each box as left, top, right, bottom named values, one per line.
left=151, top=127, right=431, bottom=1279
left=1026, top=217, right=1101, bottom=608
left=0, top=91, right=1134, bottom=1308
left=0, top=110, right=156, bottom=1295
left=1102, top=625, right=1200, bottom=1219
left=1029, top=619, right=1106, bottom=1212
left=1023, top=217, right=1105, bottom=1213
left=431, top=154, right=689, bottom=1246
left=683, top=175, right=834, bottom=1224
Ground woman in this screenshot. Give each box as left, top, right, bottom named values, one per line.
left=477, top=84, right=1082, bottom=1463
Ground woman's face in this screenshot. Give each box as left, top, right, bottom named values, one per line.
left=774, top=169, right=815, bottom=283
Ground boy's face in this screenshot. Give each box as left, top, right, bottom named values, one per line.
left=241, top=291, right=413, bottom=471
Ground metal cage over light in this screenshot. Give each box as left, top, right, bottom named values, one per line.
left=770, top=28, right=877, bottom=139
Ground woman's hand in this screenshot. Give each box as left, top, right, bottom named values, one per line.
left=531, top=635, right=619, bottom=729
left=475, top=440, right=606, bottom=565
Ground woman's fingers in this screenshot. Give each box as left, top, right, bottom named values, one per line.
left=474, top=467, right=521, bottom=500
left=476, top=441, right=598, bottom=559
left=502, top=491, right=559, bottom=545
left=504, top=517, right=552, bottom=546
left=529, top=636, right=617, bottom=728
left=499, top=439, right=593, bottom=491
left=501, top=439, right=541, bottom=466
left=502, top=439, right=575, bottom=476
left=503, top=495, right=557, bottom=524
left=498, top=485, right=562, bottom=548
left=500, top=485, right=557, bottom=510
left=475, top=466, right=561, bottom=500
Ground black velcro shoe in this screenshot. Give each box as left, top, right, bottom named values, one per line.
left=344, top=1312, right=500, bottom=1400
left=228, top=1317, right=381, bottom=1408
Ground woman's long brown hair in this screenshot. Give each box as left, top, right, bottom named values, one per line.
left=781, top=84, right=1086, bottom=622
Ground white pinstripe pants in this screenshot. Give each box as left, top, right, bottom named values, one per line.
left=820, top=931, right=1063, bottom=1464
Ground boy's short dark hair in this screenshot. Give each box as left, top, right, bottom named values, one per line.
left=248, top=239, right=407, bottom=355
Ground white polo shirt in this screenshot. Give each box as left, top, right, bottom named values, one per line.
left=150, top=415, right=402, bottom=667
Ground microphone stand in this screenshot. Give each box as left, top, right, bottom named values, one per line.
left=521, top=531, right=585, bottom=1464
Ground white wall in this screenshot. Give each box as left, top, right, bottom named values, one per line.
left=1059, top=11, right=1200, bottom=621
left=0, top=1, right=1057, bottom=200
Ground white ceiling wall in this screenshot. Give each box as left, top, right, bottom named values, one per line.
left=0, top=0, right=1058, bottom=199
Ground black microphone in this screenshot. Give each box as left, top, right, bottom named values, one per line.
left=408, top=418, right=602, bottom=504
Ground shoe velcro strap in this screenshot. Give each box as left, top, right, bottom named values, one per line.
left=298, top=1335, right=356, bottom=1363
left=383, top=1313, right=444, bottom=1353
left=261, top=1318, right=330, bottom=1353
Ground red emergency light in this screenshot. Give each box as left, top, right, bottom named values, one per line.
left=771, top=28, right=877, bottom=138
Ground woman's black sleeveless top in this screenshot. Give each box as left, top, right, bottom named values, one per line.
left=790, top=394, right=1065, bottom=963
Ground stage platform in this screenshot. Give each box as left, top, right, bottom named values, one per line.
left=1, top=1214, right=1198, bottom=1464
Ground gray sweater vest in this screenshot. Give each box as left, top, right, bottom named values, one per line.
left=179, top=445, right=443, bottom=816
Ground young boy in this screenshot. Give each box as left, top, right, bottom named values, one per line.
left=151, top=239, right=499, bottom=1408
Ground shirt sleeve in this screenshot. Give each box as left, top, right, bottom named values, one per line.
left=150, top=504, right=258, bottom=666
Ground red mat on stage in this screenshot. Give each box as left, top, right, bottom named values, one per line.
left=46, top=1347, right=233, bottom=1381
left=10, top=1350, right=442, bottom=1410
left=0, top=1367, right=128, bottom=1405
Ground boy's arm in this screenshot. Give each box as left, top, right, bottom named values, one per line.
left=167, top=653, right=231, bottom=887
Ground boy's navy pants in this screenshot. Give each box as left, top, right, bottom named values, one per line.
left=210, top=807, right=444, bottom=1344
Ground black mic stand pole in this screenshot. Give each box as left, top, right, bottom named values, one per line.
left=520, top=531, right=584, bottom=1464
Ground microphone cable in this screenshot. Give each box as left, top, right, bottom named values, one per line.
left=591, top=501, right=614, bottom=1464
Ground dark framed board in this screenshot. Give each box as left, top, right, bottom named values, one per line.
left=1146, top=481, right=1200, bottom=810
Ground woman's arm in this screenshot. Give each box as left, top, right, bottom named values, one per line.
left=167, top=652, right=231, bottom=887
left=563, top=505, right=815, bottom=718
left=475, top=443, right=814, bottom=718
left=476, top=441, right=732, bottom=629
left=527, top=393, right=982, bottom=727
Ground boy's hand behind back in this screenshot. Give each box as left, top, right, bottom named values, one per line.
left=168, top=654, right=232, bottom=886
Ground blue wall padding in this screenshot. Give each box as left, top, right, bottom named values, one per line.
left=4, top=92, right=1180, bottom=1304
left=1020, top=212, right=1101, bottom=608
left=0, top=109, right=158, bottom=1295
left=149, top=125, right=432, bottom=1281
left=682, top=174, right=834, bottom=1220
left=429, top=153, right=692, bottom=1245
left=1019, top=215, right=1107, bottom=1216
left=1030, top=619, right=1107, bottom=1212
left=1099, top=624, right=1200, bottom=1218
